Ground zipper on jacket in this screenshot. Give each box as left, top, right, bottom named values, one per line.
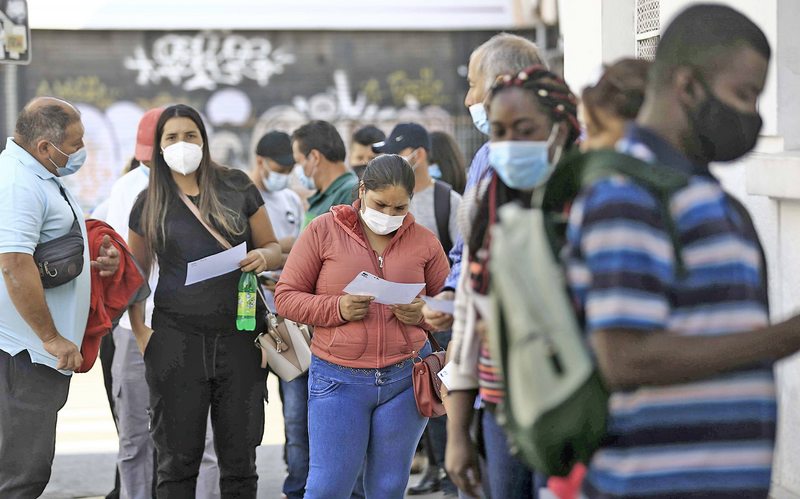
left=370, top=250, right=387, bottom=366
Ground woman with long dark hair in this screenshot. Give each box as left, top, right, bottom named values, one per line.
left=127, top=104, right=282, bottom=497
left=429, top=131, right=467, bottom=194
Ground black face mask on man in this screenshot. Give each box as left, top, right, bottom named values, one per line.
left=686, top=75, right=763, bottom=163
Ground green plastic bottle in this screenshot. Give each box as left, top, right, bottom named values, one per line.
left=236, top=271, right=258, bottom=331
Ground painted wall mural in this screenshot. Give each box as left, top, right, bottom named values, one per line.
left=17, top=29, right=524, bottom=210
left=124, top=32, right=297, bottom=91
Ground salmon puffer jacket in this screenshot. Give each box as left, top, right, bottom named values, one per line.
left=274, top=201, right=450, bottom=368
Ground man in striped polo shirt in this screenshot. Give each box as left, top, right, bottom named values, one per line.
left=565, top=5, right=800, bottom=498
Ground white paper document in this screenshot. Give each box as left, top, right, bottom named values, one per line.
left=422, top=296, right=455, bottom=315
left=437, top=361, right=455, bottom=390
left=343, top=271, right=424, bottom=305
left=185, top=242, right=247, bottom=286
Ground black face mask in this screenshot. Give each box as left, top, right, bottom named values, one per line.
left=352, top=164, right=368, bottom=179
left=687, top=77, right=763, bottom=163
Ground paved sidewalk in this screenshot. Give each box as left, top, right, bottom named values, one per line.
left=41, top=361, right=448, bottom=498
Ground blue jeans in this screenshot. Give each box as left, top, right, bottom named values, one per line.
left=482, top=409, right=547, bottom=499
left=280, top=374, right=310, bottom=499
left=305, top=343, right=432, bottom=499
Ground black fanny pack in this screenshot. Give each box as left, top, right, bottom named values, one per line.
left=33, top=183, right=85, bottom=289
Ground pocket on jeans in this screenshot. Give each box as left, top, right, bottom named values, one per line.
left=308, top=373, right=340, bottom=398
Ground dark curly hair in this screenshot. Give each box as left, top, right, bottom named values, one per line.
left=469, top=65, right=580, bottom=269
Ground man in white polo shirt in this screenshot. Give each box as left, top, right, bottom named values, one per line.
left=0, top=96, right=119, bottom=496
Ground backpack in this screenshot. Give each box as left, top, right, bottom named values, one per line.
left=433, top=180, right=453, bottom=256
left=487, top=149, right=690, bottom=477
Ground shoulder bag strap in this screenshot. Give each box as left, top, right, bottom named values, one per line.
left=178, top=192, right=281, bottom=315
left=55, top=181, right=78, bottom=223
left=178, top=191, right=232, bottom=250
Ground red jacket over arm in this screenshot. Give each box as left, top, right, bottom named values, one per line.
left=79, top=219, right=145, bottom=373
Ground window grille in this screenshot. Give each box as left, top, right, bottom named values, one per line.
left=636, top=0, right=660, bottom=61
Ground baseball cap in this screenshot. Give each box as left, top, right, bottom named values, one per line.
left=134, top=107, right=164, bottom=162
left=256, top=131, right=294, bottom=167
left=372, top=123, right=431, bottom=154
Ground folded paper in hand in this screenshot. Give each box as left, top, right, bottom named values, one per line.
left=422, top=296, right=455, bottom=315
left=343, top=271, right=424, bottom=305
left=185, top=242, right=246, bottom=286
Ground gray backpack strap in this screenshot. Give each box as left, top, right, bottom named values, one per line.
left=433, top=180, right=453, bottom=255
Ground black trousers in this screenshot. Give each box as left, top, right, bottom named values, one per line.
left=144, top=325, right=266, bottom=498
left=0, top=350, right=71, bottom=498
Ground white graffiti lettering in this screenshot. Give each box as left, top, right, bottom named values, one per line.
left=124, top=32, right=296, bottom=91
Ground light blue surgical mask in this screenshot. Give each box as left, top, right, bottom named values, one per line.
left=294, top=164, right=316, bottom=191
left=428, top=163, right=442, bottom=179
left=48, top=142, right=88, bottom=177
left=263, top=171, right=290, bottom=192
left=469, top=103, right=490, bottom=136
left=488, top=125, right=561, bottom=190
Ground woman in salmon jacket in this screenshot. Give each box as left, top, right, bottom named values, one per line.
left=275, top=154, right=450, bottom=499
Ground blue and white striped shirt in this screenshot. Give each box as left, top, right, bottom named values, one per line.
left=565, top=125, right=775, bottom=498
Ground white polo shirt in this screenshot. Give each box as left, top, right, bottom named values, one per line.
left=103, top=165, right=158, bottom=330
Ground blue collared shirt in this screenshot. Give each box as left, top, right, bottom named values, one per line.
left=444, top=141, right=493, bottom=289
left=0, top=137, right=91, bottom=374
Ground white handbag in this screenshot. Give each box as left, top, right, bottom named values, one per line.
left=255, top=311, right=313, bottom=382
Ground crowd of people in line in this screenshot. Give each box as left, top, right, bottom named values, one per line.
left=2, top=3, right=800, bottom=499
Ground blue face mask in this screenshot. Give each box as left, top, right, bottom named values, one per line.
left=48, top=142, right=88, bottom=177
left=469, top=103, right=490, bottom=136
left=488, top=125, right=561, bottom=190
left=294, top=164, right=316, bottom=191
left=428, top=163, right=443, bottom=179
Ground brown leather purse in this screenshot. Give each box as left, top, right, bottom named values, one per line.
left=412, top=333, right=447, bottom=418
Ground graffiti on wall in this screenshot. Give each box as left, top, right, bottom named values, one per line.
left=43, top=68, right=456, bottom=212
left=29, top=27, right=467, bottom=211
left=124, top=32, right=297, bottom=91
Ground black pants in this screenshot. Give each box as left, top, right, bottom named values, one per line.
left=144, top=325, right=266, bottom=498
left=0, top=350, right=71, bottom=498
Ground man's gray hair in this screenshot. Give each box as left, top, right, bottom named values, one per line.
left=15, top=103, right=80, bottom=147
left=473, top=33, right=547, bottom=91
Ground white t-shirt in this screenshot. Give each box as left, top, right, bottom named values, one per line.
left=409, top=181, right=461, bottom=247
left=260, top=187, right=305, bottom=311
left=104, top=165, right=158, bottom=330
left=261, top=187, right=304, bottom=241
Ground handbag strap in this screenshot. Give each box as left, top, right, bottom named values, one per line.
left=427, top=332, right=443, bottom=352
left=178, top=191, right=233, bottom=250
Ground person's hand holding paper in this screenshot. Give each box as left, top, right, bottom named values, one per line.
left=390, top=298, right=425, bottom=325
left=339, top=294, right=374, bottom=322
left=342, top=271, right=424, bottom=306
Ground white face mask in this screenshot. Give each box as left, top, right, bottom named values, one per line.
left=162, top=141, right=203, bottom=175
left=262, top=171, right=290, bottom=192
left=360, top=204, right=406, bottom=236
left=402, top=150, right=419, bottom=170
